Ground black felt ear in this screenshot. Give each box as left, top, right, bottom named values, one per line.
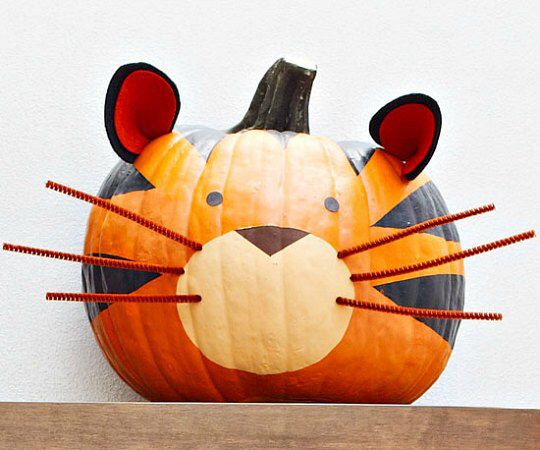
left=105, top=63, right=180, bottom=163
left=369, top=94, right=441, bottom=180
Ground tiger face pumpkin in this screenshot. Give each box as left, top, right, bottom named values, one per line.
left=83, top=59, right=465, bottom=403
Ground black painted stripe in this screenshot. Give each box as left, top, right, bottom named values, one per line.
left=82, top=253, right=162, bottom=321
left=98, top=161, right=155, bottom=199
left=338, top=141, right=377, bottom=175
left=85, top=158, right=158, bottom=321
left=175, top=125, right=226, bottom=161
left=373, top=181, right=460, bottom=242
left=374, top=274, right=465, bottom=347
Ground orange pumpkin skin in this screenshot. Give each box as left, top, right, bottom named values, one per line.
left=83, top=128, right=464, bottom=403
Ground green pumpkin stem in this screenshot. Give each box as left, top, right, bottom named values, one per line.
left=230, top=58, right=316, bottom=134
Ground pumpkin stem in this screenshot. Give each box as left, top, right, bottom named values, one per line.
left=229, top=58, right=316, bottom=134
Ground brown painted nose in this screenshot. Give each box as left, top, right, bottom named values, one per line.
left=236, top=226, right=308, bottom=256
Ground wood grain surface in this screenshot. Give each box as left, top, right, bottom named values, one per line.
left=0, top=402, right=538, bottom=449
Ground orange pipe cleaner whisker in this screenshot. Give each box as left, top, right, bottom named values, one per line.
left=45, top=181, right=203, bottom=251
left=46, top=293, right=202, bottom=304
left=336, top=297, right=502, bottom=320
left=338, top=203, right=495, bottom=258
left=3, top=243, right=184, bottom=275
left=350, top=230, right=535, bottom=281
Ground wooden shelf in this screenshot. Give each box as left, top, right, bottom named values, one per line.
left=0, top=402, right=538, bottom=448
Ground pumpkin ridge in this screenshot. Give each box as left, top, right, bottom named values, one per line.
left=99, top=195, right=170, bottom=396
left=133, top=191, right=187, bottom=399
left=84, top=171, right=155, bottom=391
left=82, top=181, right=146, bottom=390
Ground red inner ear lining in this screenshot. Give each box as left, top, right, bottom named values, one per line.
left=114, top=70, right=177, bottom=155
left=379, top=104, right=435, bottom=175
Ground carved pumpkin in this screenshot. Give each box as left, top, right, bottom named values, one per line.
left=77, top=59, right=467, bottom=403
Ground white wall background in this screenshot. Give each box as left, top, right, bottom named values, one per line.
left=1, top=0, right=538, bottom=407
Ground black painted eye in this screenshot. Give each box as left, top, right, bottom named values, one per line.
left=324, top=196, right=339, bottom=212
left=206, top=191, right=223, bottom=206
